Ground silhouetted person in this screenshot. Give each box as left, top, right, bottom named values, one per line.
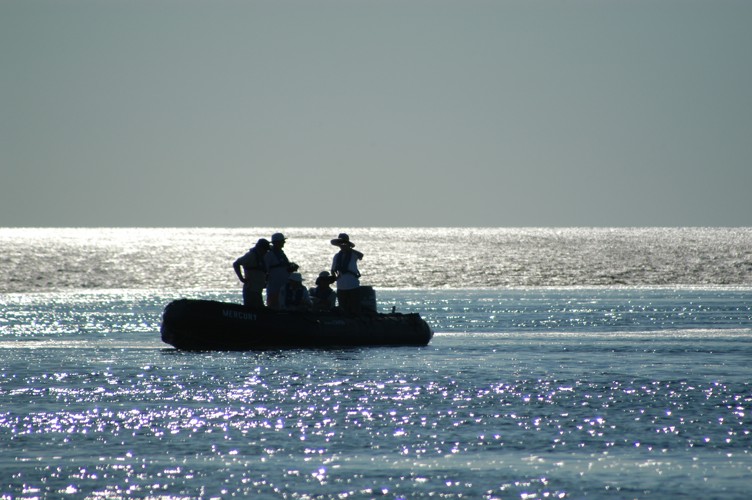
left=264, top=232, right=298, bottom=309
left=233, top=238, right=270, bottom=308
left=309, top=271, right=337, bottom=311
left=330, top=233, right=363, bottom=314
left=279, top=273, right=312, bottom=311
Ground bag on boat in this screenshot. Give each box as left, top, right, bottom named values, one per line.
left=359, top=285, right=377, bottom=312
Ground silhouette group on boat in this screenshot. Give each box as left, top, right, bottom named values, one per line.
left=162, top=231, right=433, bottom=349
left=233, top=232, right=367, bottom=314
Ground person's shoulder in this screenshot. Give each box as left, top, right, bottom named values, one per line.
left=235, top=251, right=251, bottom=263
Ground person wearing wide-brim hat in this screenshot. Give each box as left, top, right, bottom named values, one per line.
left=309, top=271, right=337, bottom=311
left=330, top=233, right=364, bottom=314
left=330, top=233, right=356, bottom=247
left=279, top=272, right=312, bottom=311
left=233, top=238, right=271, bottom=309
left=264, top=232, right=298, bottom=309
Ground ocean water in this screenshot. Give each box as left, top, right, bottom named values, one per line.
left=1, top=228, right=751, bottom=499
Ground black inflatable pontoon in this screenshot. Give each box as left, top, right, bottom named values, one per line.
left=160, top=299, right=433, bottom=350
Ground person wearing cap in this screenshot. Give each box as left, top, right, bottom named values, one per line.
left=330, top=233, right=364, bottom=314
left=279, top=272, right=312, bottom=311
left=233, top=238, right=270, bottom=308
left=264, top=232, right=298, bottom=309
left=309, top=271, right=337, bottom=311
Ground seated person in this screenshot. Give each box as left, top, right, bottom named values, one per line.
left=279, top=273, right=312, bottom=311
left=309, top=271, right=337, bottom=311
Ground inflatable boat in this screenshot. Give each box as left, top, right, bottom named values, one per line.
left=160, top=298, right=433, bottom=350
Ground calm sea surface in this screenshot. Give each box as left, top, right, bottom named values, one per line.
left=1, top=228, right=751, bottom=499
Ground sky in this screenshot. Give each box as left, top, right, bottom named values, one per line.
left=1, top=0, right=750, bottom=227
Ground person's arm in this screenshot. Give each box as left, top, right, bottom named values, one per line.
left=233, top=260, right=245, bottom=283
left=331, top=254, right=338, bottom=278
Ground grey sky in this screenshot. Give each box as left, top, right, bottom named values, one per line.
left=2, top=0, right=750, bottom=227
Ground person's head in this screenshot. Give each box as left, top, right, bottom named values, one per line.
left=271, top=232, right=286, bottom=247
left=288, top=272, right=304, bottom=287
left=316, top=271, right=335, bottom=287
left=255, top=238, right=271, bottom=254
left=330, top=233, right=354, bottom=249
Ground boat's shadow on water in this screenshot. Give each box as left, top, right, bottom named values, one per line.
left=158, top=345, right=421, bottom=361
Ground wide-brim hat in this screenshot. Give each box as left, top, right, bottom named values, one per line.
left=330, top=232, right=354, bottom=247
left=289, top=272, right=304, bottom=283
left=316, top=271, right=335, bottom=285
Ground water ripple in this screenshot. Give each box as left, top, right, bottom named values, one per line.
left=2, top=341, right=750, bottom=498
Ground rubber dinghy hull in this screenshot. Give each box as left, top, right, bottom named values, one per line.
left=160, top=299, right=434, bottom=350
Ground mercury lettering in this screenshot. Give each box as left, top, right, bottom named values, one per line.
left=222, top=309, right=257, bottom=321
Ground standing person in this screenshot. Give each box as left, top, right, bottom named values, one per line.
left=279, top=273, right=312, bottom=311
left=264, top=232, right=297, bottom=309
left=233, top=238, right=270, bottom=308
left=330, top=233, right=364, bottom=314
left=309, top=271, right=337, bottom=311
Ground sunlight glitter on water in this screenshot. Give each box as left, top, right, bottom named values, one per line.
left=1, top=280, right=751, bottom=497
left=2, top=344, right=751, bottom=498
left=3, top=227, right=752, bottom=292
